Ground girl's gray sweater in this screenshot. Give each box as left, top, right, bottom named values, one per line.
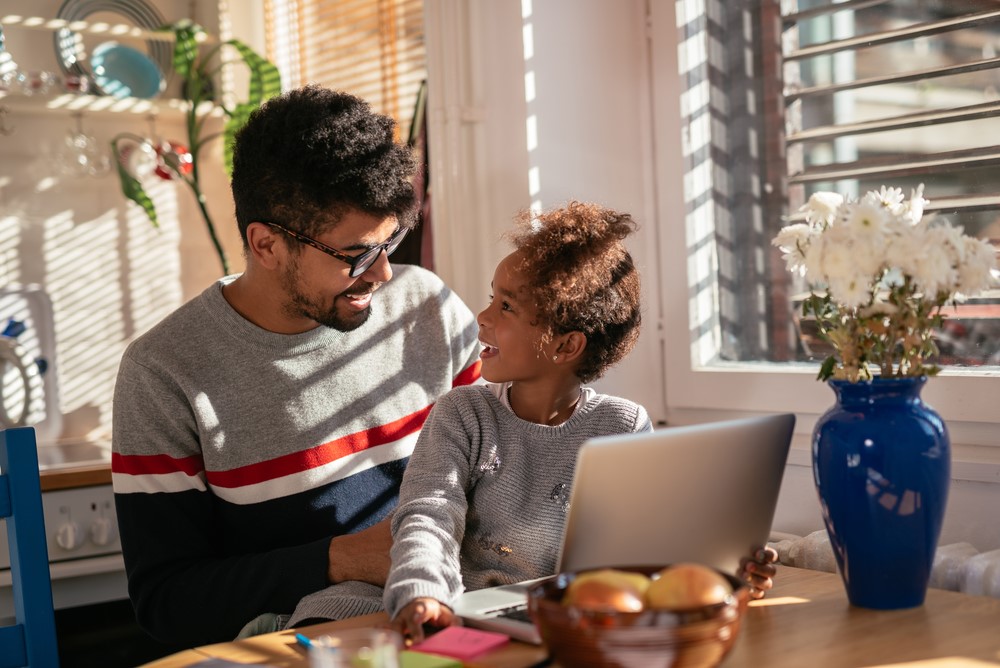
left=287, top=383, right=651, bottom=625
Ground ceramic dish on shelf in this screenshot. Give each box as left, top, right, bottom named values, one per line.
left=53, top=0, right=172, bottom=97
left=90, top=41, right=164, bottom=99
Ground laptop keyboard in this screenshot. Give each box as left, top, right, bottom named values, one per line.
left=492, top=604, right=532, bottom=623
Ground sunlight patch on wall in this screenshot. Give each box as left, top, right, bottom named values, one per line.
left=522, top=0, right=541, bottom=214
left=42, top=208, right=124, bottom=441
left=126, top=179, right=183, bottom=339
left=0, top=216, right=20, bottom=284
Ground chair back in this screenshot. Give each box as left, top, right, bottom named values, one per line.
left=0, top=426, right=59, bottom=667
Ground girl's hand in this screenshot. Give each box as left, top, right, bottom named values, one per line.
left=739, top=545, right=779, bottom=599
left=390, top=597, right=457, bottom=644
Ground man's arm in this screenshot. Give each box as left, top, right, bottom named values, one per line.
left=327, top=516, right=393, bottom=585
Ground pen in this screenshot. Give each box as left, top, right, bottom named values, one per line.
left=295, top=632, right=314, bottom=649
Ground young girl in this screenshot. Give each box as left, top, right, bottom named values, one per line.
left=382, top=202, right=652, bottom=640
left=284, top=202, right=776, bottom=637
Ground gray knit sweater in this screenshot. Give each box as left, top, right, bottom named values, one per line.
left=287, top=383, right=651, bottom=625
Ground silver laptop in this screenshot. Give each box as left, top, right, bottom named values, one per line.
left=452, top=412, right=795, bottom=644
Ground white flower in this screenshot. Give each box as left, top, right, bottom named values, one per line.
left=955, top=236, right=998, bottom=297
left=827, top=276, right=870, bottom=309
left=839, top=200, right=890, bottom=236
left=863, top=185, right=905, bottom=214
left=802, top=236, right=826, bottom=283
left=909, top=227, right=956, bottom=299
left=820, top=237, right=861, bottom=286
left=771, top=223, right=814, bottom=276
left=800, top=191, right=844, bottom=227
left=885, top=226, right=925, bottom=278
left=901, top=184, right=929, bottom=225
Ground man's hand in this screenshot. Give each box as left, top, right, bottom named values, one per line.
left=390, top=597, right=457, bottom=645
left=327, top=517, right=393, bottom=586
left=739, top=545, right=779, bottom=599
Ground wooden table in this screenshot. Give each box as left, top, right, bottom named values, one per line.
left=142, top=566, right=1000, bottom=667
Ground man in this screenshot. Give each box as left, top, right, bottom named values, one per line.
left=111, top=86, right=482, bottom=647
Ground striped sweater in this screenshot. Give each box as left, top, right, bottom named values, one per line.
left=286, top=384, right=652, bottom=625
left=111, top=265, right=481, bottom=647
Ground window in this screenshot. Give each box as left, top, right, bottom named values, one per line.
left=679, top=0, right=1000, bottom=368
left=263, top=0, right=427, bottom=140
left=654, top=1, right=1000, bottom=430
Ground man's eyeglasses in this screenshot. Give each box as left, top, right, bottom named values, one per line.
left=265, top=222, right=409, bottom=278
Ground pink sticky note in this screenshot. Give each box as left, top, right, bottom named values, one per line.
left=411, top=626, right=510, bottom=661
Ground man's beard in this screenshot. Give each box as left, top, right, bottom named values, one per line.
left=281, top=260, right=376, bottom=332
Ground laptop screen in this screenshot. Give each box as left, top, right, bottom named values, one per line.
left=556, top=413, right=795, bottom=576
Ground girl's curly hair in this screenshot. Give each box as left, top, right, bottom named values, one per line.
left=508, top=201, right=641, bottom=383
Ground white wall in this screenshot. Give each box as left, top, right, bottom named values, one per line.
left=426, top=0, right=667, bottom=420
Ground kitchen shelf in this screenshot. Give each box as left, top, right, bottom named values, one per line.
left=0, top=13, right=219, bottom=120
left=0, top=90, right=219, bottom=120
left=0, top=13, right=214, bottom=44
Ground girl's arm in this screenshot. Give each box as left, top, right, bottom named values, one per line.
left=384, top=392, right=477, bottom=622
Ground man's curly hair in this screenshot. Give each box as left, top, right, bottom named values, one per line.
left=508, top=201, right=641, bottom=383
left=231, top=85, right=417, bottom=243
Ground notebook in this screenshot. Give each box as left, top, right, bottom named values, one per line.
left=451, top=412, right=796, bottom=644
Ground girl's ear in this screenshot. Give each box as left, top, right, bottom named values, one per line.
left=247, top=222, right=283, bottom=270
left=553, top=331, right=587, bottom=364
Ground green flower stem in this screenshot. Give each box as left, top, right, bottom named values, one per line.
left=191, top=178, right=229, bottom=275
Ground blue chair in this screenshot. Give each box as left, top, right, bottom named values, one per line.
left=0, top=427, right=59, bottom=667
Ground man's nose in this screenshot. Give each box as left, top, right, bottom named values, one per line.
left=360, top=248, right=393, bottom=282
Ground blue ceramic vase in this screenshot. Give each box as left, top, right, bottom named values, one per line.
left=813, top=376, right=950, bottom=609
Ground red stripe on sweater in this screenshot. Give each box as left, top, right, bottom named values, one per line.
left=112, top=451, right=205, bottom=476
left=205, top=405, right=433, bottom=489
left=454, top=360, right=481, bottom=387
left=111, top=369, right=478, bottom=488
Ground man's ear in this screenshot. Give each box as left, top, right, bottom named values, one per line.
left=246, top=222, right=283, bottom=270
left=553, top=331, right=587, bottom=364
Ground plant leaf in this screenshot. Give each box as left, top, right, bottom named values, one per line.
left=817, top=356, right=837, bottom=381
left=164, top=20, right=203, bottom=80
left=113, top=160, right=158, bottom=228
left=220, top=40, right=283, bottom=175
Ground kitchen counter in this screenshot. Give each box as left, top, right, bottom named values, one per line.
left=37, top=440, right=112, bottom=490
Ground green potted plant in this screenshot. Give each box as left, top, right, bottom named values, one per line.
left=112, top=20, right=282, bottom=275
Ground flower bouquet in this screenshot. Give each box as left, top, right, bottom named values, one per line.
left=772, top=185, right=997, bottom=382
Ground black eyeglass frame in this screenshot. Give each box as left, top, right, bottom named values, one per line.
left=264, top=222, right=409, bottom=277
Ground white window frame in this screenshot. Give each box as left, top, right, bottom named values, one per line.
left=647, top=1, right=1000, bottom=480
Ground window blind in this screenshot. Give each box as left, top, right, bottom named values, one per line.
left=779, top=1, right=1000, bottom=226
left=263, top=0, right=426, bottom=140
